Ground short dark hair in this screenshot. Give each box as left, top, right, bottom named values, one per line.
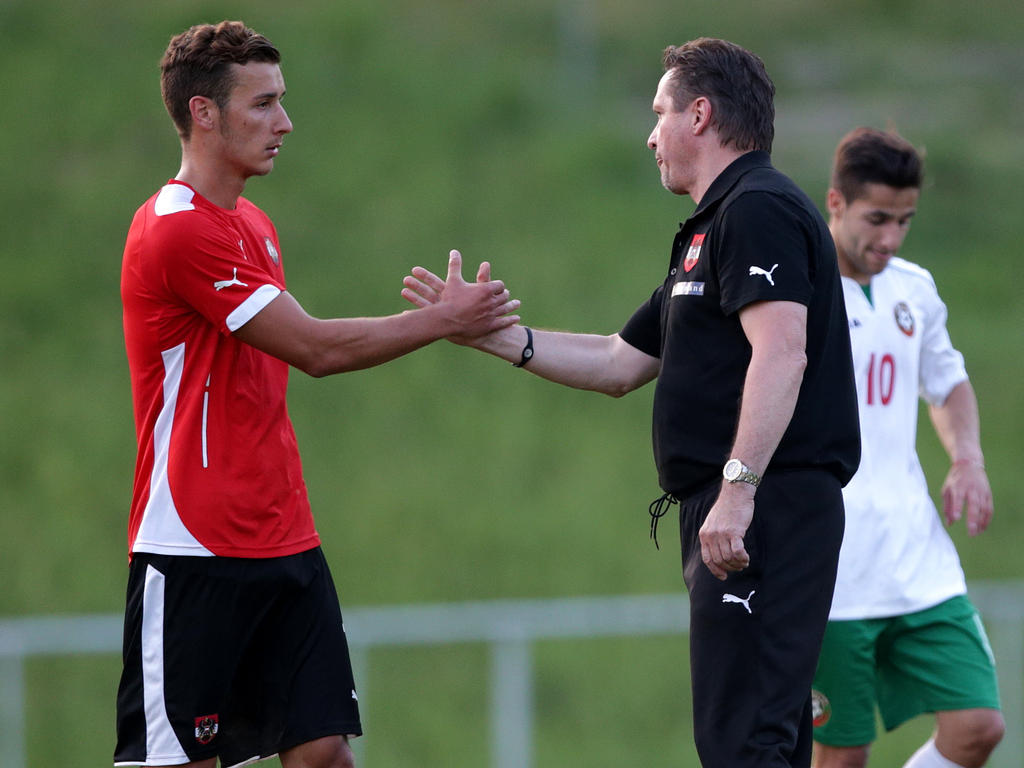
left=661, top=38, right=775, bottom=153
left=160, top=21, right=281, bottom=140
left=831, top=127, right=924, bottom=202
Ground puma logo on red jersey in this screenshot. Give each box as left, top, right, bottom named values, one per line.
left=214, top=268, right=248, bottom=291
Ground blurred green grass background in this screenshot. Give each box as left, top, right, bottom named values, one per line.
left=2, top=0, right=1022, bottom=764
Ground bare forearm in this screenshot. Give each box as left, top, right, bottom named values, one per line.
left=929, top=379, right=984, bottom=464
left=729, top=345, right=807, bottom=475
left=932, top=379, right=992, bottom=533
left=699, top=332, right=806, bottom=582
left=298, top=306, right=470, bottom=376
left=235, top=292, right=494, bottom=377
left=470, top=326, right=659, bottom=397
left=729, top=300, right=808, bottom=477
left=400, top=260, right=656, bottom=395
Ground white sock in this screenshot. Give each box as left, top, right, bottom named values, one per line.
left=902, top=738, right=966, bottom=768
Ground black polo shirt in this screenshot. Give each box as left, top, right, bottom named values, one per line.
left=621, top=151, right=860, bottom=497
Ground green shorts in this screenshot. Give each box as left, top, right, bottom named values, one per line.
left=812, top=594, right=1001, bottom=747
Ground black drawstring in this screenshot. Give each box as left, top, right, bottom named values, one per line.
left=648, top=492, right=678, bottom=550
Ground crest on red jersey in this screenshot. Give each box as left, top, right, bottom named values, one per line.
left=265, top=237, right=280, bottom=265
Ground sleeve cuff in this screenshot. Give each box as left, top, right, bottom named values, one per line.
left=226, top=284, right=282, bottom=332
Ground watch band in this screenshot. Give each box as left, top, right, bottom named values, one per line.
left=724, top=458, right=760, bottom=487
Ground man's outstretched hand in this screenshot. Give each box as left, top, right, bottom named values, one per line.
left=403, top=250, right=518, bottom=343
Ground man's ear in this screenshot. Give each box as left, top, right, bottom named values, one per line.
left=826, top=187, right=845, bottom=219
left=691, top=96, right=712, bottom=135
left=188, top=95, right=218, bottom=133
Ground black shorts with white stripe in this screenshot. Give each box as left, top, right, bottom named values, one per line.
left=114, top=547, right=362, bottom=767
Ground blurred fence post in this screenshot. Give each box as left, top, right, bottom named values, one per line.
left=0, top=656, right=25, bottom=768
left=491, top=636, right=534, bottom=768
left=0, top=613, right=124, bottom=768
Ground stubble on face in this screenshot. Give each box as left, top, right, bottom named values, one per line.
left=830, top=183, right=919, bottom=284
left=649, top=71, right=695, bottom=197
left=217, top=62, right=291, bottom=179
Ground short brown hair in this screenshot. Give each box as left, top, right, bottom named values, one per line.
left=160, top=21, right=280, bottom=140
left=661, top=38, right=775, bottom=153
left=831, top=127, right=923, bottom=202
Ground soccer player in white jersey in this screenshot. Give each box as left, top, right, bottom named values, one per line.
left=811, top=127, right=1004, bottom=768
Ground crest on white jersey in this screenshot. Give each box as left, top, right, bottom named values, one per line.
left=893, top=301, right=915, bottom=336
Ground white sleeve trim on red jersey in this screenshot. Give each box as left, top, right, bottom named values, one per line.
left=226, top=284, right=282, bottom=332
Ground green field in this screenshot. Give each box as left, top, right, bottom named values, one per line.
left=2, top=0, right=1022, bottom=764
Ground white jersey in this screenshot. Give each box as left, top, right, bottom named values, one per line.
left=829, top=257, right=969, bottom=619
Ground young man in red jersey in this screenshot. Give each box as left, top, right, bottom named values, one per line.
left=115, top=21, right=518, bottom=768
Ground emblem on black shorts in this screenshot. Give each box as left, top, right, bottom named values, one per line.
left=894, top=301, right=915, bottom=336
left=195, top=714, right=219, bottom=744
left=811, top=690, right=831, bottom=728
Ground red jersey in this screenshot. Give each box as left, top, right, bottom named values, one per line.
left=121, top=180, right=319, bottom=558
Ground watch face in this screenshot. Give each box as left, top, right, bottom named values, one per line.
left=724, top=459, right=741, bottom=480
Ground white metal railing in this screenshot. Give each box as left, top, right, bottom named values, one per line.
left=1, top=586, right=1020, bottom=767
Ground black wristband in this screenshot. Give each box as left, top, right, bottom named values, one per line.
left=512, top=326, right=534, bottom=367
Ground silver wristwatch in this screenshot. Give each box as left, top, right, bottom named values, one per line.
left=723, top=458, right=760, bottom=487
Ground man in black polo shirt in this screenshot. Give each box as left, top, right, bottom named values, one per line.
left=403, top=37, right=860, bottom=768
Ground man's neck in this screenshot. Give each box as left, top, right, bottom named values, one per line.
left=689, top=146, right=749, bottom=206
left=176, top=152, right=246, bottom=210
